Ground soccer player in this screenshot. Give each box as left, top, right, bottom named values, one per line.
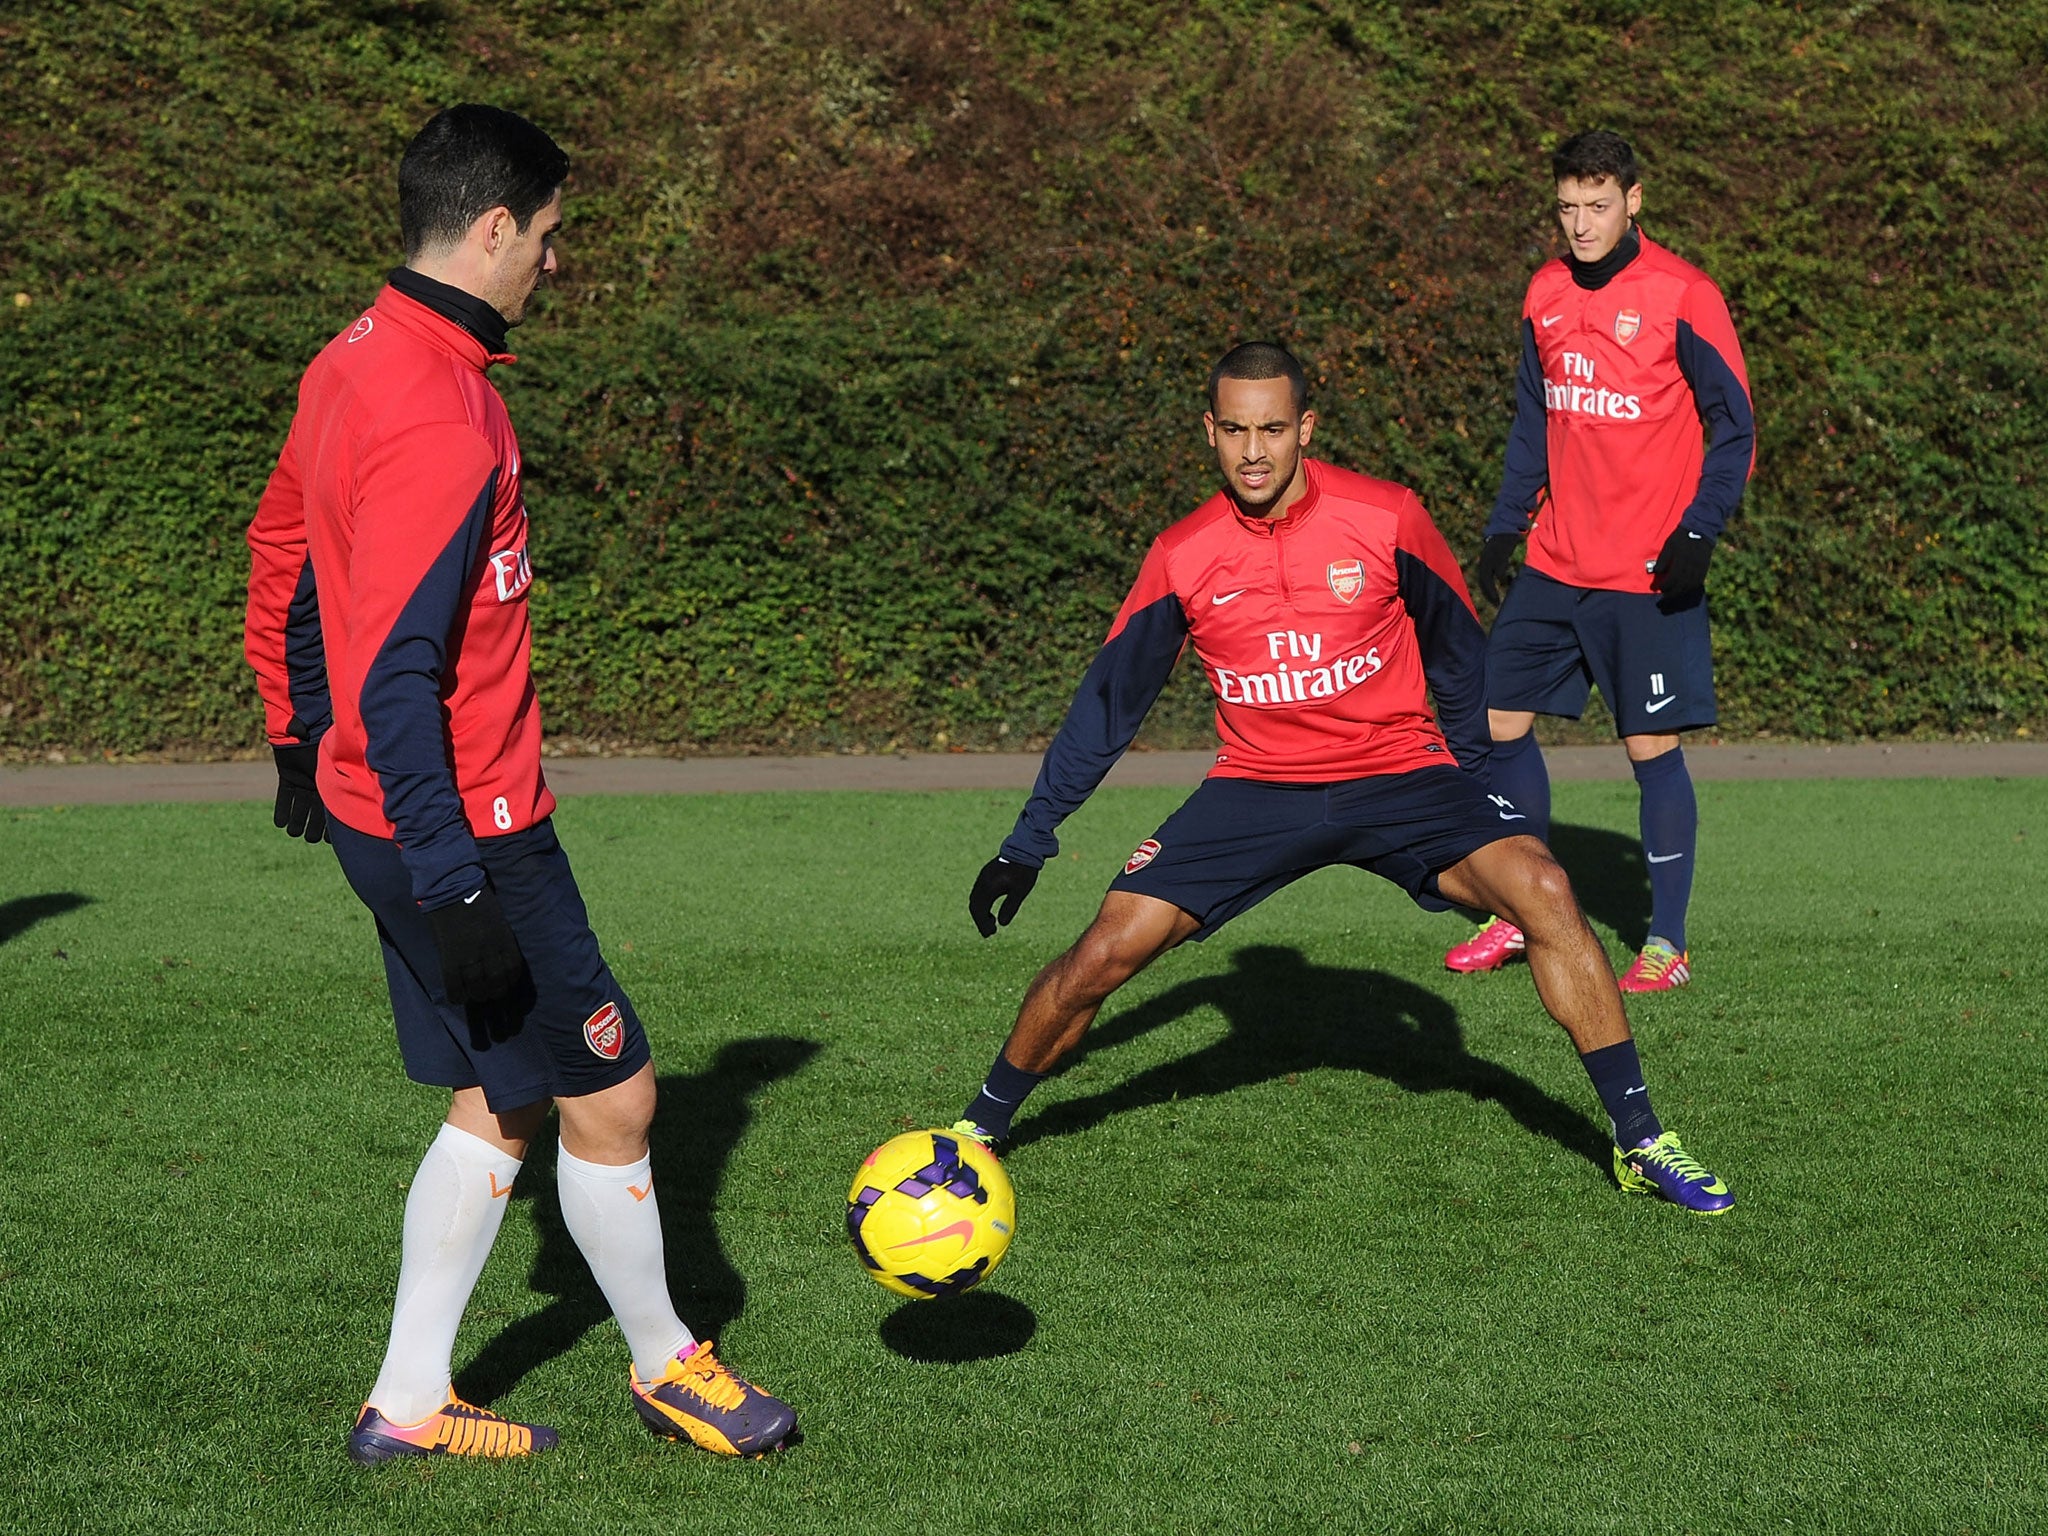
left=1447, top=130, right=1755, bottom=991
left=957, top=342, right=1733, bottom=1216
left=245, top=106, right=797, bottom=1463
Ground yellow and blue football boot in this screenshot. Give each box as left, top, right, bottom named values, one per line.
left=631, top=1341, right=798, bottom=1457
left=1614, top=1130, right=1734, bottom=1216
left=347, top=1391, right=557, bottom=1464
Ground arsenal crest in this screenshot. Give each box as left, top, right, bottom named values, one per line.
left=1124, top=839, right=1162, bottom=875
left=1327, top=559, right=1365, bottom=604
left=1614, top=309, right=1642, bottom=344
left=583, top=1001, right=625, bottom=1060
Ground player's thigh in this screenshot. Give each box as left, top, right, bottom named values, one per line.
left=1577, top=586, right=1716, bottom=736
left=481, top=820, right=655, bottom=1103
left=1066, top=891, right=1202, bottom=985
left=327, top=819, right=549, bottom=1105
left=1485, top=572, right=1595, bottom=718
left=1326, top=767, right=1528, bottom=911
left=1109, top=778, right=1334, bottom=942
left=1434, top=834, right=1579, bottom=934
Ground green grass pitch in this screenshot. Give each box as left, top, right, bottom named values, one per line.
left=1, top=779, right=2042, bottom=1534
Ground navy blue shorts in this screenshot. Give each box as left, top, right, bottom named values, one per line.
left=1108, top=768, right=1525, bottom=938
left=1485, top=569, right=1716, bottom=736
left=329, top=816, right=651, bottom=1113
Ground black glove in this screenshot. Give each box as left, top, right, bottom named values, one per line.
left=271, top=742, right=328, bottom=843
left=1650, top=524, right=1715, bottom=593
left=1475, top=533, right=1521, bottom=605
left=969, top=856, right=1039, bottom=938
left=427, top=883, right=527, bottom=1006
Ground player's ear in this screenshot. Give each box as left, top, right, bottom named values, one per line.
left=1297, top=409, right=1317, bottom=447
left=1203, top=410, right=1218, bottom=447
left=1625, top=182, right=1643, bottom=220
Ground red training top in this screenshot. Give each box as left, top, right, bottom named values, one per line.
left=1485, top=232, right=1755, bottom=592
left=246, top=279, right=552, bottom=909
left=1003, top=460, right=1489, bottom=866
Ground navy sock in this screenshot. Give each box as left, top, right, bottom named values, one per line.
left=1489, top=731, right=1552, bottom=844
left=963, top=1051, right=1044, bottom=1140
left=1632, top=747, right=1697, bottom=951
left=1580, top=1038, right=1662, bottom=1149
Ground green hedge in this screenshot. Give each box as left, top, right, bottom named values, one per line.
left=3, top=0, right=2043, bottom=756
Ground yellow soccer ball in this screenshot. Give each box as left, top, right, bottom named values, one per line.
left=847, top=1128, right=1016, bottom=1299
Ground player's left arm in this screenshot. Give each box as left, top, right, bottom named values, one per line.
left=1394, top=490, right=1492, bottom=780
left=1673, top=278, right=1756, bottom=543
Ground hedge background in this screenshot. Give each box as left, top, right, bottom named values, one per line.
left=2, top=0, right=2043, bottom=758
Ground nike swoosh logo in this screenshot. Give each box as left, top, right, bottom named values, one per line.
left=1623, top=1085, right=1647, bottom=1097
left=1646, top=852, right=1686, bottom=864
left=627, top=1182, right=652, bottom=1203
left=1542, top=314, right=1565, bottom=327
left=894, top=1219, right=976, bottom=1250
left=1211, top=590, right=1247, bottom=605
left=1497, top=812, right=1527, bottom=822
left=463, top=890, right=485, bottom=905
left=1644, top=696, right=1677, bottom=713
left=487, top=1173, right=514, bottom=1199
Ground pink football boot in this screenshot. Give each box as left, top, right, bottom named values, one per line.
left=1444, top=917, right=1526, bottom=973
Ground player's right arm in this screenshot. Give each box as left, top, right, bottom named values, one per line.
left=971, top=540, right=1188, bottom=935
left=246, top=425, right=334, bottom=841
left=1484, top=315, right=1550, bottom=542
left=1473, top=313, right=1549, bottom=602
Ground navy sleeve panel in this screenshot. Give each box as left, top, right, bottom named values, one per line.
left=282, top=556, right=333, bottom=743
left=1674, top=319, right=1756, bottom=542
left=1395, top=547, right=1491, bottom=781
left=359, top=470, right=496, bottom=910
left=1485, top=319, right=1549, bottom=538
left=1001, top=593, right=1190, bottom=866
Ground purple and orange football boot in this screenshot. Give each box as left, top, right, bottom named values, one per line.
left=1444, top=916, right=1525, bottom=973
left=631, top=1341, right=798, bottom=1457
left=347, top=1391, right=558, bottom=1464
left=1618, top=939, right=1691, bottom=992
left=1613, top=1131, right=1733, bottom=1216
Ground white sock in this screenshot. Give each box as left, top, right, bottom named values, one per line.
left=366, top=1122, right=523, bottom=1424
left=554, top=1145, right=696, bottom=1381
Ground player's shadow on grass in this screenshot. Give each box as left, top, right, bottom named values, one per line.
left=456, top=1034, right=819, bottom=1406
left=0, top=893, right=90, bottom=947
left=1007, top=945, right=1608, bottom=1171
left=1547, top=821, right=1651, bottom=951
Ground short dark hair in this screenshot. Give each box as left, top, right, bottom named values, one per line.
left=1551, top=130, right=1639, bottom=191
left=1208, top=342, right=1309, bottom=416
left=399, top=105, right=570, bottom=258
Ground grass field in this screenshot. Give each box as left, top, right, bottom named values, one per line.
left=1, top=778, right=2043, bottom=1534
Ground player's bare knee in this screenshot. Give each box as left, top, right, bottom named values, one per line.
left=1506, top=850, right=1583, bottom=937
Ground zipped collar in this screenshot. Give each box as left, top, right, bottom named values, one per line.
left=386, top=266, right=513, bottom=357
left=1230, top=459, right=1323, bottom=537
left=1565, top=226, right=1641, bottom=292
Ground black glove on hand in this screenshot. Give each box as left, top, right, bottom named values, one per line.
left=1475, top=533, right=1521, bottom=605
left=1651, top=524, right=1715, bottom=593
left=271, top=742, right=328, bottom=843
left=969, top=856, right=1039, bottom=939
left=427, top=883, right=526, bottom=1006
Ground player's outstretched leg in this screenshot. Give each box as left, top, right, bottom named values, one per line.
left=555, top=1064, right=798, bottom=1455
left=1435, top=835, right=1732, bottom=1215
left=350, top=1100, right=559, bottom=1463
left=958, top=892, right=1200, bottom=1146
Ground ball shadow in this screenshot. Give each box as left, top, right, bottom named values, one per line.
left=879, top=1290, right=1037, bottom=1363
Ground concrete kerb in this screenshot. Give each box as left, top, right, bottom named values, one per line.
left=2, top=742, right=2045, bottom=809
